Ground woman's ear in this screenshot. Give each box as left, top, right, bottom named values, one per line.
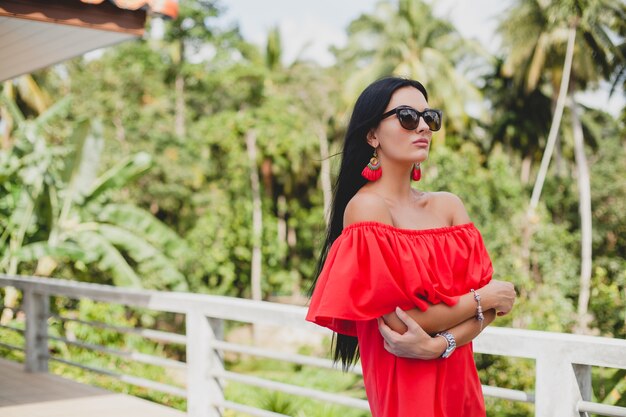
left=366, top=129, right=379, bottom=148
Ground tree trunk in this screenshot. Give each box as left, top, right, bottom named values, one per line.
left=175, top=73, right=185, bottom=139
left=520, top=155, right=532, bottom=184
left=521, top=26, right=576, bottom=280
left=528, top=26, right=576, bottom=211
left=569, top=97, right=593, bottom=334
left=245, top=130, right=263, bottom=302
left=174, top=38, right=185, bottom=139
left=277, top=194, right=287, bottom=245
left=317, top=124, right=332, bottom=226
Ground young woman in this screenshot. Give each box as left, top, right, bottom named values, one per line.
left=306, top=77, right=516, bottom=417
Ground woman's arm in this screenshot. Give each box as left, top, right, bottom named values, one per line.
left=382, top=193, right=515, bottom=335
left=445, top=308, right=497, bottom=348
left=382, top=280, right=515, bottom=335
left=378, top=307, right=497, bottom=359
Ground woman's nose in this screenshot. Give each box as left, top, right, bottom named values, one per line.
left=416, top=116, right=430, bottom=132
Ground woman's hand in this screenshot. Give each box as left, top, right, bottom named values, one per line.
left=378, top=307, right=446, bottom=360
left=480, top=279, right=516, bottom=316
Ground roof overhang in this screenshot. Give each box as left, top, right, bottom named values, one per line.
left=0, top=0, right=148, bottom=82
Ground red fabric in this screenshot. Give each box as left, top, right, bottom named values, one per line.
left=306, top=221, right=493, bottom=417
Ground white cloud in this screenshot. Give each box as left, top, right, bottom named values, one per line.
left=278, top=17, right=346, bottom=67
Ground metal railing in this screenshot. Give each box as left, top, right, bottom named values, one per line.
left=0, top=274, right=625, bottom=417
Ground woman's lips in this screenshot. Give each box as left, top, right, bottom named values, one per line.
left=412, top=139, right=430, bottom=147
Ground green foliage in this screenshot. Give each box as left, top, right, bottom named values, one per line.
left=0, top=93, right=188, bottom=290
left=335, top=0, right=487, bottom=139
left=422, top=142, right=580, bottom=331
left=477, top=354, right=535, bottom=417
left=0, top=1, right=624, bottom=415
left=225, top=355, right=367, bottom=417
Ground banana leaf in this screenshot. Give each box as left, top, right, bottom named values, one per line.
left=96, top=224, right=188, bottom=291
left=73, top=230, right=142, bottom=288
left=97, top=203, right=188, bottom=259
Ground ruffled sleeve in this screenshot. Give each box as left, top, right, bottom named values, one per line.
left=306, top=224, right=438, bottom=336
left=305, top=222, right=493, bottom=337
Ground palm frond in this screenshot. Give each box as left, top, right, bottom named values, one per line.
left=17, top=241, right=95, bottom=263
left=83, top=152, right=152, bottom=204
left=0, top=88, right=25, bottom=125
left=32, top=95, right=72, bottom=131
left=96, top=224, right=188, bottom=291
left=73, top=231, right=143, bottom=287
left=97, top=203, right=188, bottom=259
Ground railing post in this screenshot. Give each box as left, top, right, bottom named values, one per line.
left=573, top=364, right=592, bottom=401
left=186, top=310, right=224, bottom=417
left=573, top=363, right=592, bottom=416
left=23, top=289, right=49, bottom=373
left=535, top=354, right=587, bottom=417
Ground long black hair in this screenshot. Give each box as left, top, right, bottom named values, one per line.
left=310, top=77, right=429, bottom=371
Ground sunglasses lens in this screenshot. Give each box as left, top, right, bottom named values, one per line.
left=423, top=110, right=441, bottom=131
left=397, top=108, right=419, bottom=130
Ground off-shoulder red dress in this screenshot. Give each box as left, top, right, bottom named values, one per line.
left=306, top=222, right=493, bottom=417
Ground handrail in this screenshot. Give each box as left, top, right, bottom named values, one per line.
left=47, top=335, right=187, bottom=369
left=50, top=314, right=187, bottom=344
left=48, top=355, right=187, bottom=397
left=1, top=274, right=626, bottom=417
left=209, top=340, right=359, bottom=374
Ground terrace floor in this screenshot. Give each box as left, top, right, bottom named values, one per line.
left=0, top=359, right=185, bottom=417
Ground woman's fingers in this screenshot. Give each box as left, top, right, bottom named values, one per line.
left=395, top=307, right=428, bottom=337
left=378, top=309, right=440, bottom=359
left=377, top=317, right=396, bottom=343
left=394, top=307, right=413, bottom=327
left=483, top=280, right=517, bottom=314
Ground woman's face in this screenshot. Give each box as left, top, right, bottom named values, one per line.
left=369, top=86, right=433, bottom=165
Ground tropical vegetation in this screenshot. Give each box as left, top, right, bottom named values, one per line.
left=1, top=0, right=624, bottom=415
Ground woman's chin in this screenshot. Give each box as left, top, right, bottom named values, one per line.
left=410, top=148, right=429, bottom=162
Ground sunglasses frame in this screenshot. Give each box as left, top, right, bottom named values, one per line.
left=380, top=106, right=443, bottom=132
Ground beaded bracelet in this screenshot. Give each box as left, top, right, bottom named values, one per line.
left=470, top=289, right=485, bottom=331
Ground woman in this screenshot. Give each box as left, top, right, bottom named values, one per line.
left=306, top=77, right=516, bottom=417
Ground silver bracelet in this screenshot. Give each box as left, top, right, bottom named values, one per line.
left=470, top=289, right=485, bottom=331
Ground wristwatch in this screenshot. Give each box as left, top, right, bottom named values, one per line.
left=436, top=331, right=457, bottom=358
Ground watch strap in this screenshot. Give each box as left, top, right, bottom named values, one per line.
left=436, top=331, right=457, bottom=358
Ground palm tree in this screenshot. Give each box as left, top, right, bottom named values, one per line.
left=482, top=59, right=553, bottom=184
left=335, top=0, right=488, bottom=138
left=241, top=27, right=341, bottom=302
left=499, top=0, right=626, bottom=332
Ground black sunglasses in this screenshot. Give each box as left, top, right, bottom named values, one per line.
left=380, top=106, right=443, bottom=131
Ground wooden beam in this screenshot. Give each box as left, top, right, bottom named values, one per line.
left=0, top=0, right=146, bottom=35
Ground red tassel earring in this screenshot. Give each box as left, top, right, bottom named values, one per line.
left=411, top=162, right=421, bottom=181
left=361, top=149, right=382, bottom=181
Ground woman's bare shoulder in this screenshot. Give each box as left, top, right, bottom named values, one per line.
left=344, top=191, right=394, bottom=227
left=429, top=191, right=471, bottom=225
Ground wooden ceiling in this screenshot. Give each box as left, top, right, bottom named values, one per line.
left=0, top=0, right=176, bottom=82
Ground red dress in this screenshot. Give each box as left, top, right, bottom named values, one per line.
left=306, top=221, right=493, bottom=417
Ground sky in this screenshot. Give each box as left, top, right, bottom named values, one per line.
left=221, top=0, right=510, bottom=65
left=220, top=0, right=624, bottom=116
